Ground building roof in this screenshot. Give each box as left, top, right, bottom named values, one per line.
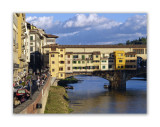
left=43, top=34, right=59, bottom=38
left=43, top=44, right=147, bottom=48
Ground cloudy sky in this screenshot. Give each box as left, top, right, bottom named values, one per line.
left=26, top=13, right=147, bottom=45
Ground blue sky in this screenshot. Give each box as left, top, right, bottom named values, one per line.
left=26, top=13, right=147, bottom=45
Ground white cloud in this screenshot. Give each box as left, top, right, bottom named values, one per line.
left=120, top=15, right=147, bottom=31
left=57, top=31, right=79, bottom=37
left=63, top=14, right=119, bottom=29
left=93, top=41, right=114, bottom=45
left=26, top=16, right=37, bottom=22
left=26, top=16, right=54, bottom=29
left=26, top=14, right=147, bottom=45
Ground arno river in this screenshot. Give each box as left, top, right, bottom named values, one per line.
left=67, top=75, right=147, bottom=114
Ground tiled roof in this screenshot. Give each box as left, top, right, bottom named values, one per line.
left=43, top=44, right=147, bottom=48
left=43, top=34, right=59, bottom=38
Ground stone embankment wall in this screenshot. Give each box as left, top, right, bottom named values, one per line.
left=13, top=77, right=56, bottom=114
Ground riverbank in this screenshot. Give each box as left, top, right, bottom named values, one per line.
left=44, top=86, right=72, bottom=113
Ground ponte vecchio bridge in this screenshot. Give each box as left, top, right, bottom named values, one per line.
left=43, top=44, right=147, bottom=90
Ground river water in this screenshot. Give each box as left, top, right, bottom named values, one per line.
left=67, top=75, right=147, bottom=114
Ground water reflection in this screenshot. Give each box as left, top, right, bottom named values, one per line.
left=67, top=75, right=147, bottom=114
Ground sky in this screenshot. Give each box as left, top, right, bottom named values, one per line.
left=26, top=13, right=147, bottom=45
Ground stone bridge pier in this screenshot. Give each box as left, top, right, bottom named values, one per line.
left=106, top=71, right=127, bottom=90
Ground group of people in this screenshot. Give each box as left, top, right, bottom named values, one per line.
left=13, top=69, right=49, bottom=108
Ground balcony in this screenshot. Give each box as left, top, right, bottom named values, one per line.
left=19, top=54, right=26, bottom=62
left=21, top=35, right=25, bottom=39
left=21, top=22, right=25, bottom=28
left=13, top=63, right=19, bottom=69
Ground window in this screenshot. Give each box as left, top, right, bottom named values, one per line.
left=68, top=61, right=70, bottom=64
left=52, top=69, right=54, bottom=72
left=96, top=55, right=98, bottom=58
left=87, top=60, right=89, bottom=63
left=78, top=61, right=81, bottom=64
left=109, top=60, right=114, bottom=62
left=30, top=43, right=33, bottom=45
left=60, top=61, right=64, bottom=64
left=82, top=61, right=85, bottom=64
left=102, top=60, right=106, bottom=62
left=51, top=54, right=54, bottom=57
left=52, top=61, right=55, bottom=64
left=118, top=66, right=120, bottom=68
left=102, top=66, right=105, bottom=69
left=30, top=36, right=33, bottom=40
left=46, top=50, right=49, bottom=54
left=82, top=55, right=85, bottom=60
left=59, top=67, right=63, bottom=71
left=60, top=49, right=63, bottom=51
left=121, top=66, right=123, bottom=68
left=119, top=60, right=122, bottom=62
left=68, top=55, right=70, bottom=58
left=60, top=54, right=63, bottom=57
left=73, top=55, right=78, bottom=58
left=67, top=67, right=70, bottom=70
left=61, top=74, right=63, bottom=77
left=30, top=47, right=33, bottom=52
left=73, top=61, right=76, bottom=64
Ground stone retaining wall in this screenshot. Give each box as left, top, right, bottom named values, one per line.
left=13, top=76, right=56, bottom=114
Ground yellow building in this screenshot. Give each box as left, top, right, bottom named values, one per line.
left=114, top=51, right=125, bottom=70
left=13, top=13, right=27, bottom=81
left=49, top=45, right=66, bottom=79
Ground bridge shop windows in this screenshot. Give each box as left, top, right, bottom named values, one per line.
left=82, top=55, right=85, bottom=60
left=133, top=49, right=144, bottom=54
left=109, top=60, right=114, bottom=63
left=125, top=65, right=136, bottom=68
left=73, top=61, right=76, bottom=64
left=102, top=60, right=106, bottom=62
left=73, top=55, right=78, bottom=58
